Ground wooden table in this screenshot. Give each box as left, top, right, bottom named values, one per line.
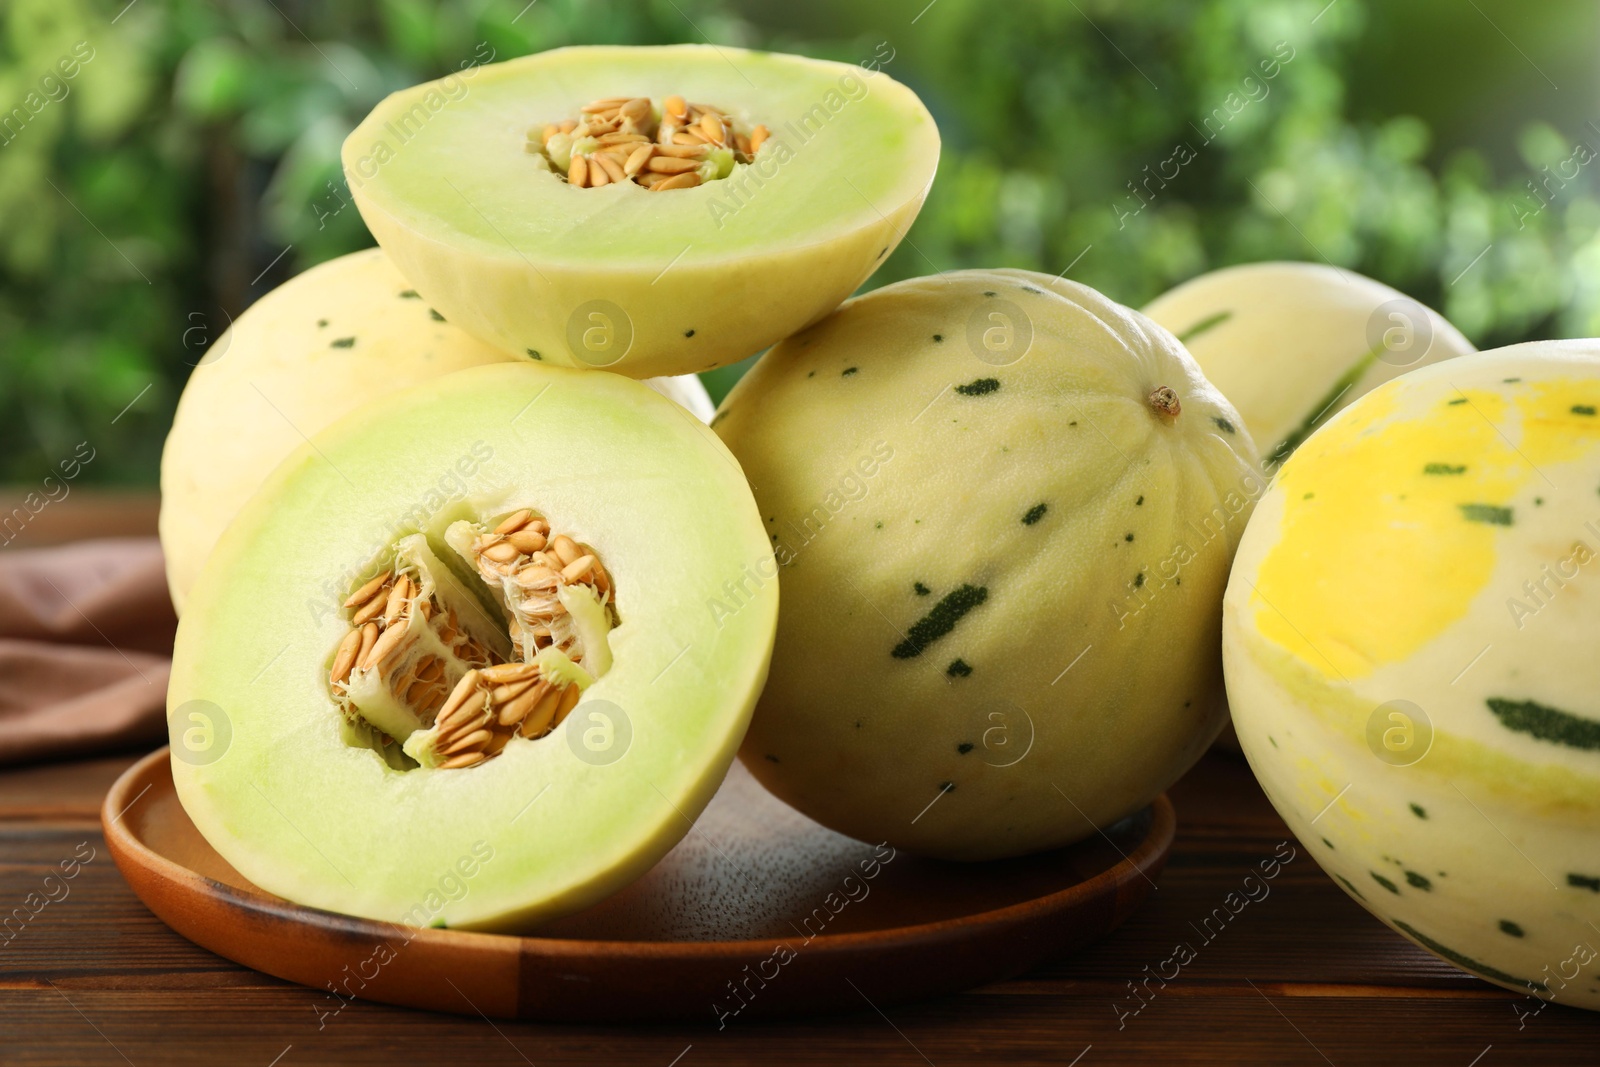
left=1, top=749, right=1593, bottom=1065
left=2, top=497, right=1595, bottom=1062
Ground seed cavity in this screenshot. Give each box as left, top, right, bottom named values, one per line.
left=529, top=95, right=769, bottom=191
left=326, top=510, right=616, bottom=771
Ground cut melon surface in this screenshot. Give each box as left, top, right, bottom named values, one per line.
left=715, top=269, right=1259, bottom=860
left=342, top=45, right=940, bottom=377
left=168, top=363, right=776, bottom=930
left=1225, top=341, right=1600, bottom=1009
left=159, top=248, right=714, bottom=615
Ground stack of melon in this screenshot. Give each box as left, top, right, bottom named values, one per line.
left=160, top=44, right=1596, bottom=1011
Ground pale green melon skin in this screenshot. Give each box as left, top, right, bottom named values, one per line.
left=342, top=45, right=940, bottom=379
left=715, top=269, right=1260, bottom=860
left=1225, top=342, right=1600, bottom=1009
left=169, top=363, right=776, bottom=930
left=1144, top=261, right=1474, bottom=467
left=159, top=247, right=713, bottom=615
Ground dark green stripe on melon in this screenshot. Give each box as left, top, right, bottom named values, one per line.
left=1569, top=873, right=1600, bottom=892
left=1487, top=698, right=1600, bottom=751
left=1392, top=920, right=1546, bottom=992
left=1459, top=504, right=1513, bottom=526
left=1424, top=463, right=1467, bottom=475
left=1175, top=309, right=1232, bottom=344
left=955, top=378, right=1000, bottom=396
left=1267, top=342, right=1386, bottom=465
left=892, top=585, right=988, bottom=659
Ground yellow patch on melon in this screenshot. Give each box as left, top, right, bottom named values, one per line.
left=1251, top=378, right=1600, bottom=680
left=1240, top=633, right=1600, bottom=820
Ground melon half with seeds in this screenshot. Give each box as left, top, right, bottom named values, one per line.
left=342, top=45, right=939, bottom=378
left=714, top=269, right=1259, bottom=860
left=1144, top=262, right=1473, bottom=470
left=1225, top=342, right=1600, bottom=1009
left=168, top=363, right=776, bottom=929
left=159, top=247, right=713, bottom=615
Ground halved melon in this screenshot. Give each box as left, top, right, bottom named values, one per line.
left=342, top=45, right=940, bottom=378
left=159, top=248, right=713, bottom=615
left=168, top=363, right=776, bottom=929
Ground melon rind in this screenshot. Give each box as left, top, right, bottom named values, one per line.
left=1144, top=261, right=1474, bottom=468
left=341, top=45, right=940, bottom=378
left=1225, top=341, right=1600, bottom=1009
left=715, top=269, right=1260, bottom=860
left=159, top=247, right=714, bottom=615
left=168, top=363, right=776, bottom=930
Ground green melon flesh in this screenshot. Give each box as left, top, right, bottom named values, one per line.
left=169, top=363, right=776, bottom=930
left=714, top=269, right=1260, bottom=860
left=1143, top=261, right=1474, bottom=468
left=159, top=248, right=713, bottom=615
left=342, top=45, right=940, bottom=378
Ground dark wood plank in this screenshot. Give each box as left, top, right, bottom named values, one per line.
left=0, top=749, right=1594, bottom=1065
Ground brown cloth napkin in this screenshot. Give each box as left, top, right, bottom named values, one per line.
left=0, top=538, right=174, bottom=766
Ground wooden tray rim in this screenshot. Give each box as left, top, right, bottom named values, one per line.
left=103, top=746, right=1175, bottom=960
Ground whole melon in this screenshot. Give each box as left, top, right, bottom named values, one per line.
left=1144, top=262, right=1474, bottom=469
left=159, top=248, right=714, bottom=615
left=1225, top=341, right=1600, bottom=1010
left=715, top=269, right=1260, bottom=860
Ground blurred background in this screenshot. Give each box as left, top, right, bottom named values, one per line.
left=4, top=0, right=1600, bottom=488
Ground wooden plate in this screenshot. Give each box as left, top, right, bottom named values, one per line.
left=103, top=747, right=1172, bottom=1022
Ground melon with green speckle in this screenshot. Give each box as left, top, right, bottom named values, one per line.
left=160, top=248, right=713, bottom=615
left=1225, top=341, right=1600, bottom=1010
left=715, top=269, right=1259, bottom=860
left=1144, top=262, right=1474, bottom=470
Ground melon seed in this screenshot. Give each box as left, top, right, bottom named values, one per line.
left=326, top=508, right=616, bottom=770
left=534, top=94, right=765, bottom=190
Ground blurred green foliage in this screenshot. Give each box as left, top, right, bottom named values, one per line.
left=2, top=0, right=1597, bottom=484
